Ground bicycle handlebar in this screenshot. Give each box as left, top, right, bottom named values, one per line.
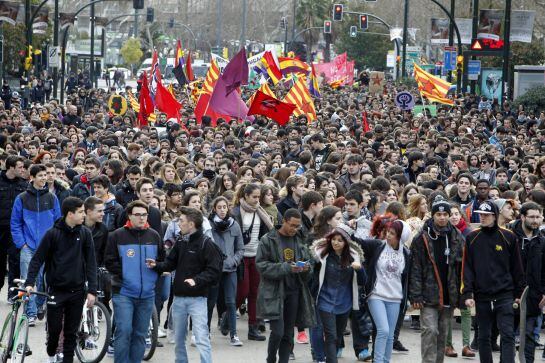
left=10, top=287, right=55, bottom=302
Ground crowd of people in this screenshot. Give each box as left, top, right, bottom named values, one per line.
left=0, top=71, right=544, bottom=363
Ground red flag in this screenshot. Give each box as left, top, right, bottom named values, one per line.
left=194, top=92, right=229, bottom=126
left=362, top=111, right=370, bottom=132
left=185, top=51, right=194, bottom=82
left=248, top=90, right=296, bottom=126
left=138, top=70, right=154, bottom=127
left=155, top=81, right=182, bottom=120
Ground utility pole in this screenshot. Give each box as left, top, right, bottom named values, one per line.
left=402, top=0, right=409, bottom=77
left=25, top=0, right=31, bottom=82
left=240, top=0, right=247, bottom=52
left=90, top=0, right=95, bottom=87
left=53, top=0, right=59, bottom=98
left=291, top=0, right=296, bottom=43
left=134, top=9, right=139, bottom=38
left=502, top=0, right=512, bottom=100
left=447, top=0, right=454, bottom=83
left=215, top=0, right=222, bottom=49
left=469, top=0, right=479, bottom=94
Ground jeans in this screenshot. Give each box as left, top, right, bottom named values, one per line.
left=172, top=296, right=212, bottom=363
left=351, top=304, right=373, bottom=356
left=367, top=299, right=400, bottom=363
left=310, top=309, right=325, bottom=361
left=208, top=272, right=237, bottom=337
left=0, top=230, right=19, bottom=298
left=268, top=290, right=299, bottom=363
left=112, top=294, right=155, bottom=363
left=524, top=316, right=538, bottom=363
left=155, top=274, right=171, bottom=322
left=420, top=306, right=452, bottom=363
left=46, top=290, right=85, bottom=362
left=446, top=307, right=472, bottom=347
left=476, top=298, right=515, bottom=363
left=318, top=310, right=350, bottom=363
left=236, top=257, right=260, bottom=326
left=19, top=246, right=45, bottom=317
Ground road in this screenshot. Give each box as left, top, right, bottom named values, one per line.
left=0, top=298, right=516, bottom=362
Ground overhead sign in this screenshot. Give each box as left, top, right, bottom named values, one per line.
left=471, top=38, right=504, bottom=51
left=395, top=91, right=415, bottom=110
left=108, top=94, right=128, bottom=116
left=48, top=46, right=60, bottom=68
left=467, top=60, right=481, bottom=80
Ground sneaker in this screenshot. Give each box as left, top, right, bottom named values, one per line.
left=167, top=329, right=175, bottom=344
left=230, top=335, right=243, bottom=346
left=296, top=331, right=309, bottom=344
left=37, top=308, right=45, bottom=321
left=289, top=352, right=295, bottom=360
left=358, top=349, right=371, bottom=361
left=84, top=339, right=98, bottom=350
left=55, top=353, right=64, bottom=363
left=336, top=348, right=343, bottom=358
left=28, top=317, right=36, bottom=327
left=106, top=345, right=115, bottom=356
left=393, top=340, right=409, bottom=352
left=158, top=328, right=167, bottom=338
left=145, top=337, right=151, bottom=348
left=191, top=335, right=196, bottom=347
left=45, top=356, right=56, bottom=363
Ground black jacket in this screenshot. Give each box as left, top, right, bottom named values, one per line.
left=25, top=219, right=97, bottom=294
left=52, top=180, right=71, bottom=206
left=115, top=181, right=137, bottom=208
left=90, top=222, right=108, bottom=267
left=276, top=195, right=298, bottom=218
left=461, top=226, right=525, bottom=302
left=0, top=171, right=27, bottom=227
left=154, top=229, right=223, bottom=297
left=508, top=220, right=545, bottom=316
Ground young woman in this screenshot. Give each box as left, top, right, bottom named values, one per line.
left=160, top=163, right=182, bottom=185
left=260, top=184, right=280, bottom=226
left=356, top=216, right=411, bottom=363
left=405, top=194, right=429, bottom=244
left=311, top=228, right=363, bottom=363
left=230, top=184, right=273, bottom=341
left=208, top=196, right=245, bottom=346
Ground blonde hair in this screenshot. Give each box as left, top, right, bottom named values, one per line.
left=160, top=163, right=182, bottom=184
left=407, top=193, right=427, bottom=220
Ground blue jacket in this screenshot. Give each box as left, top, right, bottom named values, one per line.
left=10, top=184, right=61, bottom=251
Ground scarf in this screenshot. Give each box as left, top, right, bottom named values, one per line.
left=210, top=213, right=232, bottom=232
left=124, top=220, right=150, bottom=230
left=455, top=218, right=468, bottom=234
left=239, top=198, right=274, bottom=230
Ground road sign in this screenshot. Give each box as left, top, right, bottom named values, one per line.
left=395, top=91, right=415, bottom=110
left=468, top=60, right=481, bottom=81
left=444, top=51, right=453, bottom=71
left=48, top=46, right=60, bottom=68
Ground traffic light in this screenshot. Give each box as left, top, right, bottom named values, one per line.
left=24, top=56, right=32, bottom=71
left=133, top=0, right=144, bottom=9
left=146, top=7, right=154, bottom=23
left=359, top=14, right=368, bottom=30
left=169, top=18, right=174, bottom=28
left=324, top=20, right=332, bottom=34
left=333, top=4, right=343, bottom=21
left=456, top=55, right=463, bottom=72
left=350, top=25, right=357, bottom=38
left=280, top=17, right=287, bottom=30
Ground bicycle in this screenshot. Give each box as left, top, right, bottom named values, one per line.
left=75, top=268, right=112, bottom=363
left=143, top=306, right=158, bottom=361
left=0, top=279, right=54, bottom=363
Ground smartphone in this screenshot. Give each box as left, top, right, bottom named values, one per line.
left=295, top=261, right=307, bottom=268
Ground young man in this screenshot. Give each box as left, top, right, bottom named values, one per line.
left=299, top=191, right=324, bottom=237
left=450, top=173, right=474, bottom=210
left=105, top=200, right=164, bottom=362
left=404, top=151, right=425, bottom=184
left=277, top=175, right=306, bottom=217
left=494, top=198, right=516, bottom=228
left=146, top=207, right=222, bottom=363
left=114, top=165, right=141, bottom=208
left=11, top=164, right=61, bottom=325
left=91, top=175, right=123, bottom=232
left=71, top=157, right=100, bottom=201
left=309, top=134, right=331, bottom=171
left=339, top=154, right=364, bottom=192
left=409, top=196, right=466, bottom=361
left=462, top=200, right=524, bottom=363
left=344, top=191, right=372, bottom=240
left=84, top=196, right=108, bottom=267
left=164, top=183, right=183, bottom=219
left=256, top=209, right=315, bottom=363
left=118, top=177, right=162, bottom=235
left=45, top=162, right=71, bottom=206
left=25, top=197, right=97, bottom=363
left=0, top=155, right=27, bottom=298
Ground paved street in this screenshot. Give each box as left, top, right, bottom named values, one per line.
left=0, top=299, right=518, bottom=362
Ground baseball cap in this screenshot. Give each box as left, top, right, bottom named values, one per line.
left=474, top=200, right=498, bottom=215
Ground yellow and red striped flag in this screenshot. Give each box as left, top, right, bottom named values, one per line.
left=202, top=59, right=221, bottom=94
left=127, top=92, right=157, bottom=123
left=413, top=63, right=454, bottom=105
left=246, top=83, right=276, bottom=106
left=283, top=75, right=317, bottom=122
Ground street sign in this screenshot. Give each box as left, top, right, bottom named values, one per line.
left=468, top=60, right=481, bottom=81
left=48, top=46, right=60, bottom=68
left=444, top=51, right=453, bottom=71
left=395, top=91, right=415, bottom=110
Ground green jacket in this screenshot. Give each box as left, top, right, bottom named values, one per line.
left=256, top=228, right=317, bottom=328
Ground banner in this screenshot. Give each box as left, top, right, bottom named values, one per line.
left=510, top=10, right=535, bottom=43
left=31, top=5, right=48, bottom=34
left=412, top=105, right=437, bottom=116
left=481, top=68, right=502, bottom=101
left=313, top=53, right=353, bottom=85
left=346, top=61, right=355, bottom=85
left=0, top=1, right=19, bottom=25
left=430, top=18, right=450, bottom=44
left=368, top=71, right=385, bottom=95
left=390, top=28, right=402, bottom=41
left=457, top=18, right=473, bottom=45
left=478, top=9, right=503, bottom=40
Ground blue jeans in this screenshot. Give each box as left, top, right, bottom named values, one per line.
left=208, top=272, right=237, bottom=337
left=172, top=296, right=212, bottom=363
left=310, top=309, right=325, bottom=361
left=367, top=299, right=400, bottom=363
left=19, top=246, right=45, bottom=318
left=112, top=294, right=155, bottom=363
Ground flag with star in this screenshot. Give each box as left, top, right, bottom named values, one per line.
left=413, top=63, right=454, bottom=105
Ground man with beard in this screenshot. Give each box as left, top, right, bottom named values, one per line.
left=409, top=196, right=465, bottom=362
left=508, top=202, right=545, bottom=362
left=339, top=155, right=364, bottom=192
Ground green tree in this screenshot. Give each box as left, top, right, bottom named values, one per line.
left=120, top=38, right=144, bottom=72
left=295, top=0, right=329, bottom=60
left=2, top=22, right=49, bottom=76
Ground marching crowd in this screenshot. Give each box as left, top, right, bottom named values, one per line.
left=0, top=72, right=545, bottom=363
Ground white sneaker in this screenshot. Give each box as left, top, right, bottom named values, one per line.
left=167, top=329, right=175, bottom=344
left=44, top=356, right=56, bottom=363
left=158, top=328, right=167, bottom=338
left=191, top=335, right=196, bottom=347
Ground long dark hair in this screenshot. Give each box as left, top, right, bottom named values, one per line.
left=312, top=206, right=341, bottom=238
left=320, top=229, right=352, bottom=267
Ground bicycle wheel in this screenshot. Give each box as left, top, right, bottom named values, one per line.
left=143, top=306, right=158, bottom=361
left=10, top=317, right=29, bottom=363
left=75, top=301, right=112, bottom=363
left=0, top=311, right=14, bottom=363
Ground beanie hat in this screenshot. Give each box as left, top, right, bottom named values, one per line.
left=431, top=195, right=451, bottom=216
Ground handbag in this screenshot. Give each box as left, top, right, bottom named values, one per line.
left=241, top=212, right=256, bottom=245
